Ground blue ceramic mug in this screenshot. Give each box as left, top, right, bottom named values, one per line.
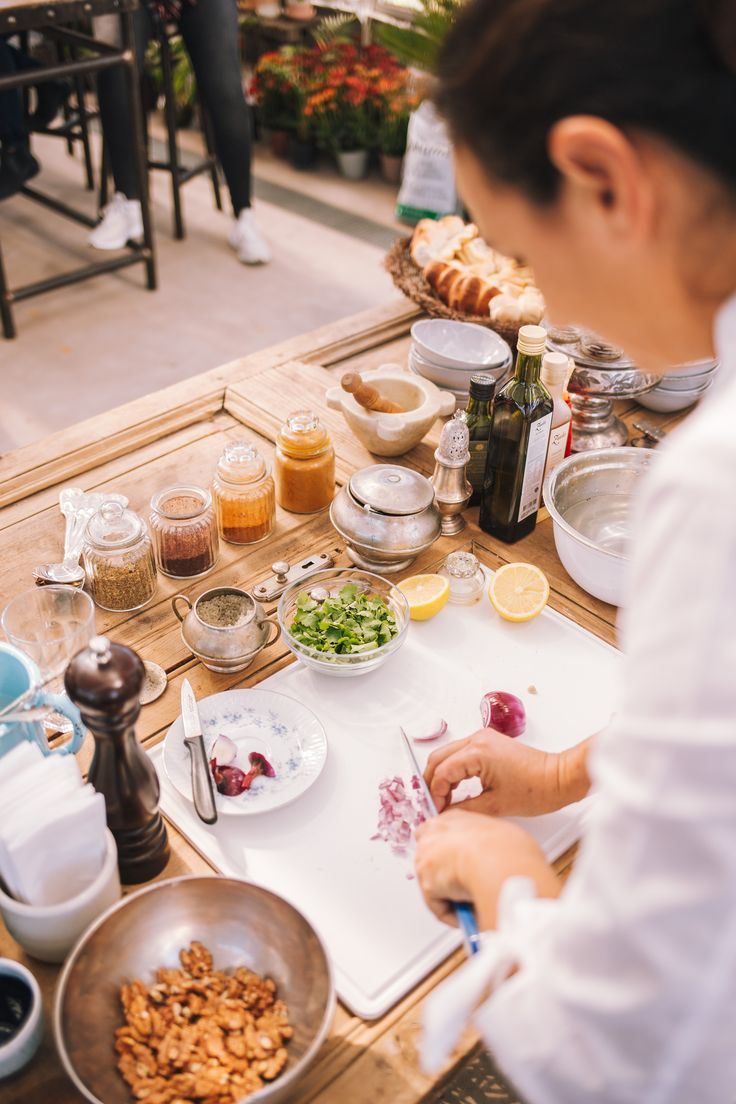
left=0, top=642, right=84, bottom=760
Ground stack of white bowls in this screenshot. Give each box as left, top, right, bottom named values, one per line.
left=637, top=358, right=719, bottom=414
left=409, top=319, right=513, bottom=402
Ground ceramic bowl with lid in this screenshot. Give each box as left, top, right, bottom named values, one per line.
left=329, top=464, right=441, bottom=573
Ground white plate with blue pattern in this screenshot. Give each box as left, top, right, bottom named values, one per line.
left=163, top=688, right=328, bottom=816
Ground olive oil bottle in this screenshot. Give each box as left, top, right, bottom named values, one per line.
left=463, top=374, right=496, bottom=507
left=479, top=325, right=553, bottom=543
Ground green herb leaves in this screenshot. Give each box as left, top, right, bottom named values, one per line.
left=290, top=583, right=398, bottom=654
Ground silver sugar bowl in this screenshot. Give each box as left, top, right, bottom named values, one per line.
left=546, top=326, right=661, bottom=451
left=329, top=465, right=442, bottom=573
left=172, top=586, right=280, bottom=673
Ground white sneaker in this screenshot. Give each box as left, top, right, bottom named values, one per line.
left=228, top=208, right=271, bottom=265
left=89, top=193, right=144, bottom=251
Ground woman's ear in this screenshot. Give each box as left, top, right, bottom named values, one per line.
left=548, top=116, right=654, bottom=239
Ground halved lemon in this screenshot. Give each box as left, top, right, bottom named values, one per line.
left=488, top=562, right=549, bottom=622
left=400, top=574, right=450, bottom=621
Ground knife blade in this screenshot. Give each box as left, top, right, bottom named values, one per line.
left=400, top=726, right=481, bottom=956
left=181, top=679, right=218, bottom=825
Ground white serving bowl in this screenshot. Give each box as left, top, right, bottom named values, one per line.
left=636, top=384, right=711, bottom=414
left=666, top=358, right=719, bottom=378
left=409, top=343, right=512, bottom=394
left=411, top=319, right=511, bottom=370
left=653, top=371, right=717, bottom=393
left=543, top=447, right=655, bottom=606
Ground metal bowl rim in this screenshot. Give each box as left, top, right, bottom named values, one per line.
left=542, top=447, right=653, bottom=563
left=53, top=874, right=336, bottom=1104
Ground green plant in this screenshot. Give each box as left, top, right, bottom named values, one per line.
left=313, top=12, right=360, bottom=48
left=379, top=105, right=410, bottom=156
left=374, top=0, right=461, bottom=73
left=145, top=36, right=197, bottom=124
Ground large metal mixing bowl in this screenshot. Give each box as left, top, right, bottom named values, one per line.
left=543, top=447, right=656, bottom=605
left=54, top=876, right=335, bottom=1104
left=546, top=327, right=661, bottom=450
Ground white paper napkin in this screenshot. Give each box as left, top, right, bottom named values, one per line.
left=0, top=745, right=108, bottom=906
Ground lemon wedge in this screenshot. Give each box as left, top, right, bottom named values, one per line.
left=400, top=574, right=450, bottom=621
left=488, top=562, right=549, bottom=622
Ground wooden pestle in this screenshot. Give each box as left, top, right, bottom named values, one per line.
left=341, top=372, right=405, bottom=414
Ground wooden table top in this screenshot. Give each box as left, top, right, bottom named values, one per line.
left=0, top=299, right=687, bottom=1104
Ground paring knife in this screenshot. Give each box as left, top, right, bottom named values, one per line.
left=400, top=726, right=481, bottom=956
left=180, top=679, right=218, bottom=825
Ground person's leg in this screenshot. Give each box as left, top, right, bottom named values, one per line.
left=90, top=12, right=151, bottom=247
left=95, top=11, right=150, bottom=199
left=178, top=0, right=252, bottom=214
left=0, top=37, right=39, bottom=200
left=0, top=37, right=26, bottom=147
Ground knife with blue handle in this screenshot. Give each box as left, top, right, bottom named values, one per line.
left=400, top=726, right=481, bottom=956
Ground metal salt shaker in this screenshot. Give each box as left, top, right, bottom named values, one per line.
left=429, top=413, right=473, bottom=535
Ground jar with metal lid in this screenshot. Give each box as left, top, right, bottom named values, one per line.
left=83, top=501, right=157, bottom=612
left=439, top=550, right=486, bottom=605
left=329, top=464, right=441, bottom=573
left=274, top=410, right=335, bottom=514
left=149, top=485, right=219, bottom=578
left=213, top=441, right=275, bottom=545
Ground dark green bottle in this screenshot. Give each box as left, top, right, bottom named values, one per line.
left=479, top=325, right=553, bottom=543
left=463, top=374, right=496, bottom=507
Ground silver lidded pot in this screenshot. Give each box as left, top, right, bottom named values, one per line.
left=329, top=464, right=441, bottom=573
left=172, top=586, right=280, bottom=673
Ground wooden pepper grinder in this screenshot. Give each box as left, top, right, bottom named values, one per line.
left=65, top=636, right=170, bottom=884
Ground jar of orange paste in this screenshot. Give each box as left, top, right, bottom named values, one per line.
left=274, top=411, right=335, bottom=514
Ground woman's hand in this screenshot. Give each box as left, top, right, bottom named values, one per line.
left=425, top=729, right=591, bottom=817
left=415, top=809, right=560, bottom=930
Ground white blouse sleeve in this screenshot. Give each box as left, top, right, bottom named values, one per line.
left=423, top=443, right=736, bottom=1104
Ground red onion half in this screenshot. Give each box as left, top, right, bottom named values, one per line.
left=480, top=691, right=526, bottom=738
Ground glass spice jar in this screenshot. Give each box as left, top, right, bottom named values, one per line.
left=149, top=485, right=219, bottom=578
left=274, top=410, right=335, bottom=514
left=439, top=550, right=486, bottom=605
left=83, top=501, right=157, bottom=612
left=212, top=441, right=275, bottom=545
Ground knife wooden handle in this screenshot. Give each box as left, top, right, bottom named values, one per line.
left=189, top=739, right=218, bottom=825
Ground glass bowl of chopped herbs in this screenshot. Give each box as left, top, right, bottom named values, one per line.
left=278, top=569, right=410, bottom=677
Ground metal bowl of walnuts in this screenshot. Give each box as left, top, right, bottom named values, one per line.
left=54, top=876, right=335, bottom=1104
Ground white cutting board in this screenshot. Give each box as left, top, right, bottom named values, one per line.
left=151, top=574, right=620, bottom=1019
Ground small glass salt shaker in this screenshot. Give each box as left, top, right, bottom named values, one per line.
left=439, top=550, right=486, bottom=605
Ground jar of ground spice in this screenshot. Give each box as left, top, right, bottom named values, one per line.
left=274, top=410, right=335, bottom=514
left=212, top=441, right=275, bottom=545
left=83, top=501, right=157, bottom=612
left=149, top=486, right=219, bottom=579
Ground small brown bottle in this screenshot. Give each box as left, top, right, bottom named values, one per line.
left=65, top=636, right=170, bottom=884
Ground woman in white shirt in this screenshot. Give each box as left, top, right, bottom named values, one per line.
left=414, top=2, right=736, bottom=1101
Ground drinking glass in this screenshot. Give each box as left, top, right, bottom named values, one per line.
left=1, top=586, right=96, bottom=737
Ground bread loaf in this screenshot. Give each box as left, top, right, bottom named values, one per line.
left=410, top=214, right=546, bottom=323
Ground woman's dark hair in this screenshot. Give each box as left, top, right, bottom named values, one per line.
left=435, top=0, right=736, bottom=202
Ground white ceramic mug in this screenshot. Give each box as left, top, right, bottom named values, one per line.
left=0, top=830, right=121, bottom=963
left=0, top=959, right=43, bottom=1080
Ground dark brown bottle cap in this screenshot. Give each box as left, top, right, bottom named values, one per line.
left=65, top=636, right=145, bottom=712
left=469, top=374, right=496, bottom=400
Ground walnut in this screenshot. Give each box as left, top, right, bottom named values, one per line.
left=115, top=942, right=292, bottom=1104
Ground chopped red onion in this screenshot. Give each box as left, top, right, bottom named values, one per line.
left=406, top=718, right=448, bottom=743
left=210, top=733, right=237, bottom=766
left=209, top=758, right=248, bottom=796
left=480, top=691, right=526, bottom=737
left=373, top=775, right=430, bottom=856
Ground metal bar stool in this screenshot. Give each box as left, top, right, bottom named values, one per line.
left=99, top=21, right=222, bottom=240
left=17, top=28, right=98, bottom=191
